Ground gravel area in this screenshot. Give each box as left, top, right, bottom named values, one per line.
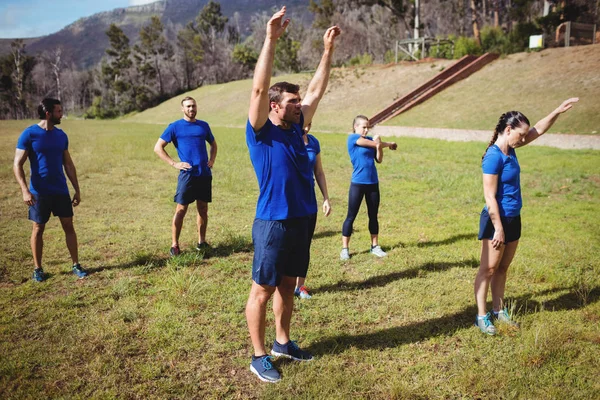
left=371, top=126, right=600, bottom=150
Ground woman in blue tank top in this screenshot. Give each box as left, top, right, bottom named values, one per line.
left=474, top=98, right=579, bottom=336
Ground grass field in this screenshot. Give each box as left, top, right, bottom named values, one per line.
left=124, top=45, right=600, bottom=135
left=1, top=118, right=599, bottom=399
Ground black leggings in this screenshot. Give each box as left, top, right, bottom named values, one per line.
left=342, top=183, right=380, bottom=237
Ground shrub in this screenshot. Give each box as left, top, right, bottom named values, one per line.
left=347, top=53, right=373, bottom=66
left=453, top=36, right=483, bottom=58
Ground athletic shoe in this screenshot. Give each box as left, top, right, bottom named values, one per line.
left=196, top=242, right=211, bottom=251
left=295, top=286, right=312, bottom=299
left=72, top=263, right=88, bottom=279
left=32, top=267, right=45, bottom=282
left=271, top=340, right=313, bottom=361
left=169, top=245, right=180, bottom=256
left=340, top=248, right=350, bottom=260
left=370, top=245, right=387, bottom=258
left=494, top=308, right=519, bottom=327
left=475, top=312, right=497, bottom=335
left=250, top=355, right=281, bottom=383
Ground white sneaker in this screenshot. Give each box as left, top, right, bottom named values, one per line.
left=340, top=248, right=350, bottom=260
left=370, top=245, right=387, bottom=257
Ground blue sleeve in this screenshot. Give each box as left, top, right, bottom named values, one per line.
left=205, top=123, right=215, bottom=144
left=16, top=129, right=31, bottom=151
left=310, top=135, right=321, bottom=154
left=482, top=148, right=503, bottom=174
left=160, top=123, right=175, bottom=143
left=65, top=134, right=69, bottom=150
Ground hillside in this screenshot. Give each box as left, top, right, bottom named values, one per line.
left=0, top=0, right=311, bottom=69
left=126, top=45, right=600, bottom=135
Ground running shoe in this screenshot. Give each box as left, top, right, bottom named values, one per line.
left=494, top=308, right=519, bottom=327
left=295, top=286, right=312, bottom=299
left=370, top=245, right=387, bottom=258
left=72, top=263, right=88, bottom=279
left=250, top=355, right=281, bottom=383
left=340, top=248, right=350, bottom=260
left=475, top=312, right=497, bottom=335
left=196, top=242, right=211, bottom=251
left=271, top=340, right=313, bottom=361
left=32, top=267, right=45, bottom=282
left=169, top=245, right=180, bottom=256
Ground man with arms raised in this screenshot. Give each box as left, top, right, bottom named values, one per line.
left=245, top=6, right=340, bottom=382
left=154, top=97, right=217, bottom=256
left=14, top=98, right=87, bottom=282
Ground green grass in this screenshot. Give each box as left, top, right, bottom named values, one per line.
left=1, top=119, right=599, bottom=399
left=124, top=45, right=600, bottom=135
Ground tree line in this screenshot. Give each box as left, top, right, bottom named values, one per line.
left=0, top=0, right=596, bottom=120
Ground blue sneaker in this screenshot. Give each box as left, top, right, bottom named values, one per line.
left=295, top=286, right=312, bottom=299
left=72, top=263, right=88, bottom=279
left=475, top=312, right=497, bottom=335
left=271, top=340, right=313, bottom=361
left=32, top=267, right=45, bottom=282
left=250, top=355, right=281, bottom=383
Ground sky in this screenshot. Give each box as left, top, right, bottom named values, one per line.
left=0, top=0, right=158, bottom=39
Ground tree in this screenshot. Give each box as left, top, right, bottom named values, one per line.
left=134, top=16, right=173, bottom=96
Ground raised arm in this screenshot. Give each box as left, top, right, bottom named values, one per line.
left=13, top=148, right=35, bottom=206
left=301, top=25, right=341, bottom=128
left=313, top=154, right=331, bottom=216
left=520, top=97, right=579, bottom=146
left=248, top=7, right=290, bottom=132
left=483, top=174, right=504, bottom=249
left=63, top=150, right=81, bottom=206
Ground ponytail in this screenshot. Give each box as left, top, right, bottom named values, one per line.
left=482, top=111, right=530, bottom=161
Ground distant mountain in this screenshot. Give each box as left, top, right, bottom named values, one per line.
left=0, top=0, right=311, bottom=69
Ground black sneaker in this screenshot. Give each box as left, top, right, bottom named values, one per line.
left=271, top=340, right=313, bottom=361
left=196, top=242, right=211, bottom=251
left=72, top=263, right=88, bottom=279
left=250, top=355, right=281, bottom=383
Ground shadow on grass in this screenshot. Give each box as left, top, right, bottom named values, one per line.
left=312, top=230, right=338, bottom=240
left=314, top=258, right=479, bottom=294
left=308, top=287, right=600, bottom=356
left=83, top=252, right=169, bottom=274
left=416, top=233, right=476, bottom=247
left=210, top=236, right=253, bottom=257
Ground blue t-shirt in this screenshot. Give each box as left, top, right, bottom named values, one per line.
left=347, top=133, right=378, bottom=184
left=160, top=119, right=215, bottom=177
left=305, top=134, right=321, bottom=185
left=246, top=116, right=317, bottom=220
left=482, top=145, right=522, bottom=217
left=16, top=125, right=69, bottom=196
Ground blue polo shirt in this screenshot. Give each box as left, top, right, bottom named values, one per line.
left=305, top=134, right=321, bottom=184
left=16, top=125, right=69, bottom=196
left=246, top=115, right=317, bottom=220
left=482, top=145, right=522, bottom=217
left=347, top=133, right=378, bottom=184
left=160, top=119, right=215, bottom=177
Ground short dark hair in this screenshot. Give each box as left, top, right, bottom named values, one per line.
left=268, top=82, right=300, bottom=109
left=181, top=96, right=196, bottom=106
left=38, top=98, right=61, bottom=119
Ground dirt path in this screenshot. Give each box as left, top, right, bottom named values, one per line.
left=371, top=126, right=600, bottom=150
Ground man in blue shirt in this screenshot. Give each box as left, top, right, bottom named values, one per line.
left=154, top=97, right=218, bottom=256
left=13, top=98, right=87, bottom=282
left=245, top=6, right=340, bottom=383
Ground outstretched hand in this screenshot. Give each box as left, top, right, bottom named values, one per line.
left=266, top=6, right=290, bottom=41
left=323, top=26, right=341, bottom=50
left=555, top=97, right=579, bottom=114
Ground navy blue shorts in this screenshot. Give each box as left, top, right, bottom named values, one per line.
left=252, top=217, right=311, bottom=287
left=29, top=194, right=73, bottom=224
left=174, top=171, right=212, bottom=205
left=478, top=208, right=521, bottom=243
